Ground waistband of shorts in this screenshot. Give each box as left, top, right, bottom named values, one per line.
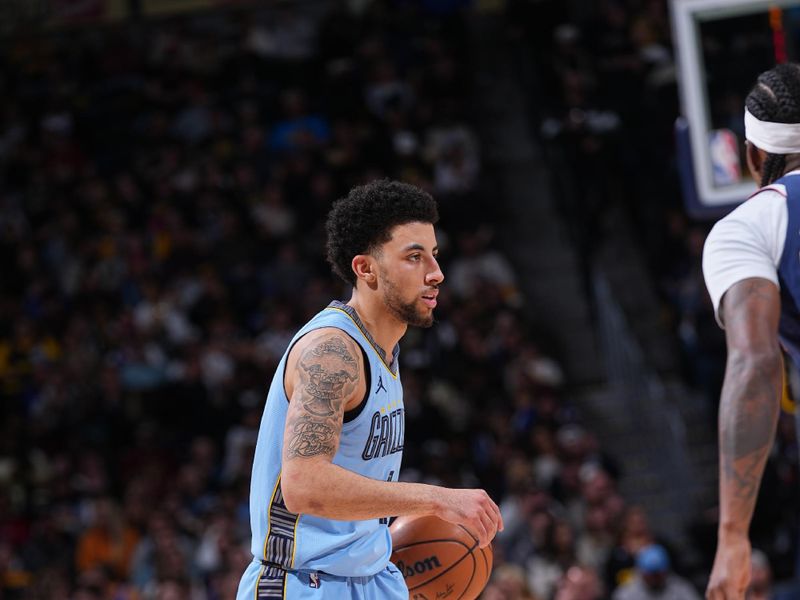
left=254, top=558, right=377, bottom=584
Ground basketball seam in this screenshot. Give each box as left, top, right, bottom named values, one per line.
left=480, top=547, right=490, bottom=573
left=393, top=539, right=470, bottom=552
left=456, top=552, right=477, bottom=600
left=459, top=547, right=490, bottom=600
left=478, top=547, right=491, bottom=595
left=456, top=524, right=479, bottom=551
left=394, top=540, right=475, bottom=591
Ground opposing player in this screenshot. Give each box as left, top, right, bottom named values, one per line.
left=236, top=180, right=504, bottom=599
left=703, top=63, right=800, bottom=599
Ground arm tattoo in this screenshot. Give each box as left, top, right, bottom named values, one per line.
left=299, top=336, right=358, bottom=417
left=722, top=280, right=778, bottom=329
left=719, top=361, right=780, bottom=502
left=721, top=362, right=779, bottom=459
left=287, top=416, right=336, bottom=458
left=723, top=454, right=764, bottom=502
left=285, top=333, right=361, bottom=460
left=718, top=278, right=781, bottom=515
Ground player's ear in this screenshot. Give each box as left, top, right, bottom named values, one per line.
left=746, top=141, right=766, bottom=183
left=352, top=254, right=378, bottom=288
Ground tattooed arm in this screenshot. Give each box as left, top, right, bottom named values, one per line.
left=279, top=328, right=503, bottom=547
left=706, top=278, right=781, bottom=600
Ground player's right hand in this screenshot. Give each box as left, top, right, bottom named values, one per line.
left=436, top=488, right=504, bottom=548
left=705, top=532, right=751, bottom=600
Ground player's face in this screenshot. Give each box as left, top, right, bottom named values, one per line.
left=377, top=222, right=443, bottom=328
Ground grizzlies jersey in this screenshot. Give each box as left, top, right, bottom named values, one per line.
left=776, top=174, right=800, bottom=370
left=247, top=300, right=404, bottom=577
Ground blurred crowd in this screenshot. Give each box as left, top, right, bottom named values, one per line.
left=0, top=2, right=638, bottom=599
left=509, top=0, right=800, bottom=591
left=0, top=1, right=794, bottom=600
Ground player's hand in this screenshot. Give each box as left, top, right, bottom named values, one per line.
left=706, top=532, right=751, bottom=600
left=436, top=488, right=504, bottom=548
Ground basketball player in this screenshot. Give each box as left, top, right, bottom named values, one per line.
left=236, top=180, right=504, bottom=599
left=703, top=63, right=800, bottom=599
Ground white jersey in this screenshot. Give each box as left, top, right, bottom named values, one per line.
left=702, top=170, right=800, bottom=326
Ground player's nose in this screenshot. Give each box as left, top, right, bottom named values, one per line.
left=427, top=258, right=444, bottom=285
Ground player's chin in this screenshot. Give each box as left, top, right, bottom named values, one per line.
left=418, top=316, right=434, bottom=328
left=410, top=308, right=435, bottom=328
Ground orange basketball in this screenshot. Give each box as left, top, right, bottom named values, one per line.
left=390, top=515, right=493, bottom=600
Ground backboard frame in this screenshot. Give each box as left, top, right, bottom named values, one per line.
left=671, top=0, right=800, bottom=213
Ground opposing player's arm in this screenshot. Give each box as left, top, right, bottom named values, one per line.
left=717, top=278, right=781, bottom=534
left=279, top=328, right=503, bottom=547
left=707, top=277, right=781, bottom=599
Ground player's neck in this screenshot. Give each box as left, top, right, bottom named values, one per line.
left=346, top=292, right=406, bottom=362
left=785, top=156, right=800, bottom=175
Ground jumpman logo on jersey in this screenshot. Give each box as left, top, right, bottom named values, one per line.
left=375, top=375, right=387, bottom=395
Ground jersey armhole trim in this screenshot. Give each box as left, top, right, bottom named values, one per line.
left=343, top=344, right=370, bottom=423
left=747, top=185, right=787, bottom=201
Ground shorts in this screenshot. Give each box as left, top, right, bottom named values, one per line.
left=236, top=559, right=408, bottom=600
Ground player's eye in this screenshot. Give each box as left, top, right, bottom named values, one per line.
left=408, top=254, right=421, bottom=261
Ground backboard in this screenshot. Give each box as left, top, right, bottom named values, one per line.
left=671, top=0, right=800, bottom=218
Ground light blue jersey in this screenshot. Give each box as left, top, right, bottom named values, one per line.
left=245, top=301, right=404, bottom=578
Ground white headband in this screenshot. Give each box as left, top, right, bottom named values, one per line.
left=744, top=108, right=800, bottom=154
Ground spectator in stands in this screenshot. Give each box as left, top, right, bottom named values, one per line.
left=268, top=89, right=330, bottom=154
left=554, top=565, right=605, bottom=600
left=75, top=497, right=140, bottom=581
left=483, top=563, right=541, bottom=600
left=605, top=505, right=658, bottom=589
left=611, top=544, right=700, bottom=600
left=576, top=504, right=615, bottom=572
left=527, top=518, right=579, bottom=599
left=747, top=549, right=773, bottom=600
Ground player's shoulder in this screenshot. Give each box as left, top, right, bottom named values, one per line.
left=702, top=184, right=787, bottom=313
left=288, top=327, right=365, bottom=369
left=284, top=326, right=367, bottom=406
left=706, top=186, right=787, bottom=246
left=722, top=185, right=785, bottom=221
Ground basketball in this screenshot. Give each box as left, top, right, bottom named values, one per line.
left=390, top=515, right=493, bottom=600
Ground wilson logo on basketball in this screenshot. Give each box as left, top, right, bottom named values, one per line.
left=396, top=556, right=442, bottom=578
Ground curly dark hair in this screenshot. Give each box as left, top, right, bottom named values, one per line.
left=745, top=63, right=800, bottom=186
left=325, top=180, right=439, bottom=286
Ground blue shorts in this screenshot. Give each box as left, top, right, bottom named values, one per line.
left=236, top=559, right=408, bottom=600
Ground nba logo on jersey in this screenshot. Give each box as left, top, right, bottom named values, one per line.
left=309, top=572, right=320, bottom=589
